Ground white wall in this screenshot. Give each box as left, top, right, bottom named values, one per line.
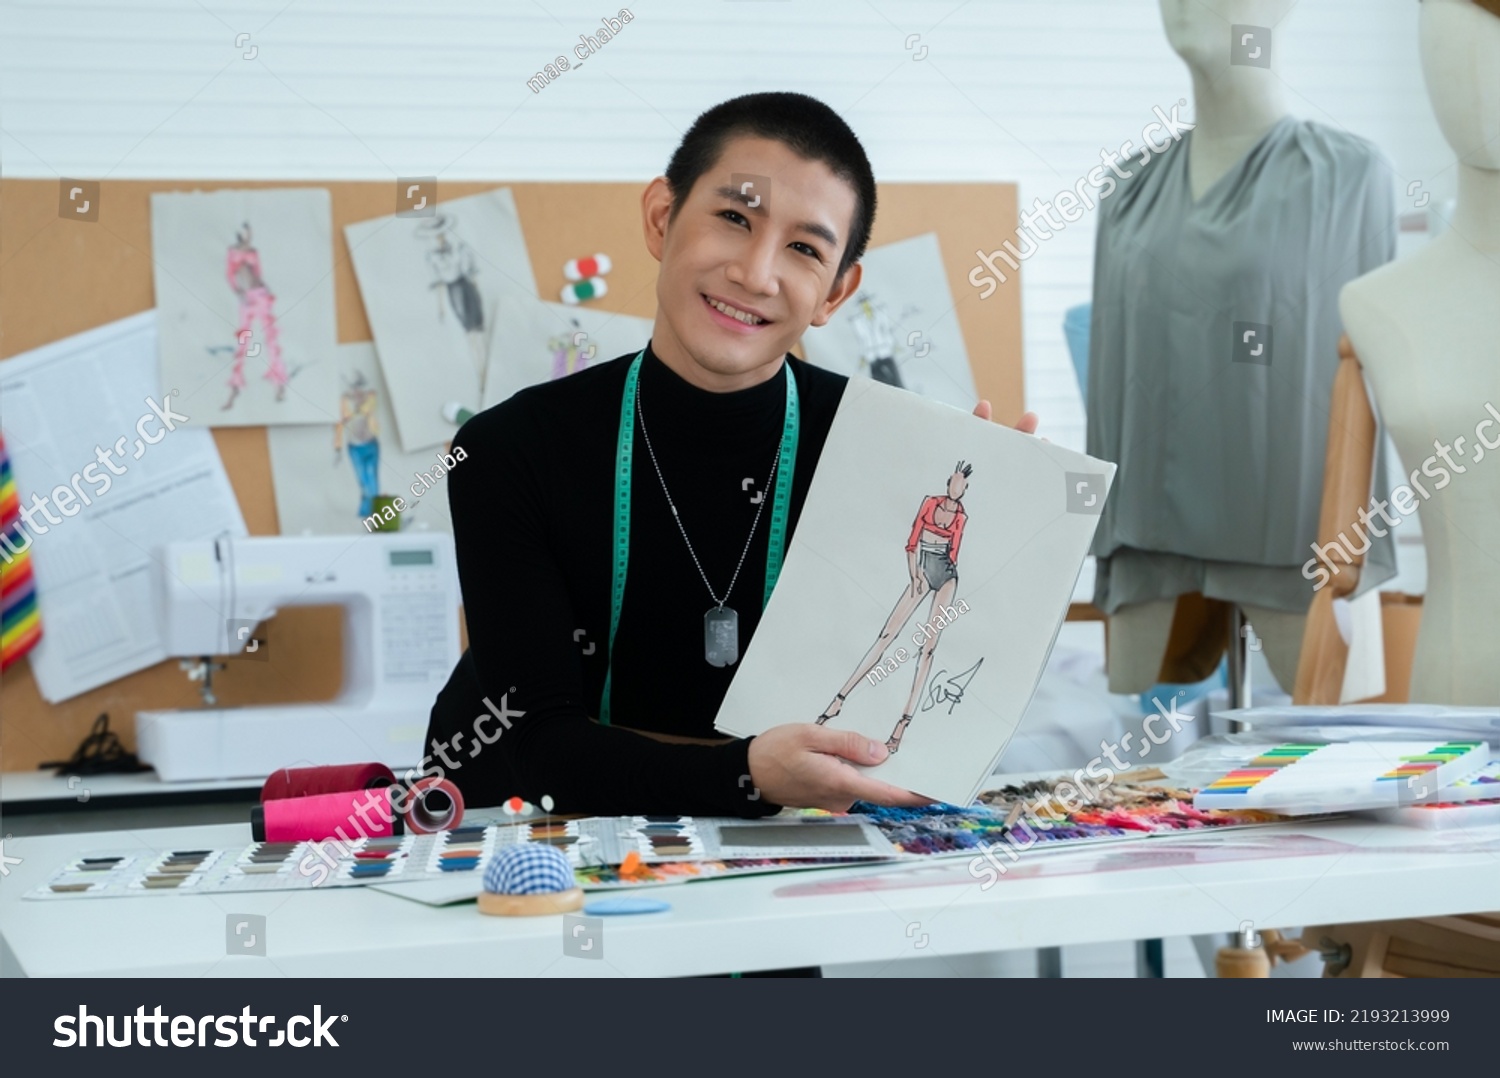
left=0, top=0, right=1453, bottom=451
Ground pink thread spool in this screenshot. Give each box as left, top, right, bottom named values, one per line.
left=252, top=787, right=401, bottom=842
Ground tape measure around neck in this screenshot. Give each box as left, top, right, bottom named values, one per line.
left=599, top=349, right=799, bottom=725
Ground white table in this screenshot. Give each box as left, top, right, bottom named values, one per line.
left=4, top=816, right=1498, bottom=977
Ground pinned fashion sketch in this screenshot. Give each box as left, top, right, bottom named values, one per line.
left=346, top=188, right=539, bottom=451
left=848, top=292, right=908, bottom=388
left=550, top=320, right=594, bottom=380
left=715, top=378, right=1114, bottom=806
left=335, top=371, right=381, bottom=519
left=223, top=223, right=288, bottom=410
left=481, top=295, right=654, bottom=410
left=267, top=343, right=453, bottom=536
left=799, top=233, right=978, bottom=408
left=152, top=188, right=338, bottom=427
left=419, top=214, right=488, bottom=382
left=817, top=462, right=975, bottom=754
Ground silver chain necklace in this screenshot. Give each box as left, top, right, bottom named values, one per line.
left=636, top=382, right=781, bottom=667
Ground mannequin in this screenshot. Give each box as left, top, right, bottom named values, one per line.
left=1161, top=0, right=1291, bottom=199
left=1087, top=0, right=1398, bottom=695
left=1339, top=0, right=1500, bottom=704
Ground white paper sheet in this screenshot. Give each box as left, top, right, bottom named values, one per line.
left=267, top=343, right=454, bottom=536
left=481, top=296, right=655, bottom=409
left=798, top=233, right=978, bottom=409
left=714, top=379, right=1115, bottom=806
left=346, top=188, right=539, bottom=451
left=0, top=312, right=248, bottom=702
left=151, top=188, right=340, bottom=426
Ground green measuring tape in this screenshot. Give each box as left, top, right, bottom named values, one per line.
left=599, top=349, right=799, bottom=725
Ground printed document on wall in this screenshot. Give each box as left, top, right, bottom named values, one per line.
left=0, top=312, right=247, bottom=701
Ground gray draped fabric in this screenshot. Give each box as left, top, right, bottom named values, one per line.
left=1087, top=115, right=1398, bottom=615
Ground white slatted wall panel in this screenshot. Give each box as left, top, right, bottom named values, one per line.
left=0, top=0, right=1451, bottom=451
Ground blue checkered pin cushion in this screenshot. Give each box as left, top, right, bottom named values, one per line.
left=483, top=843, right=575, bottom=895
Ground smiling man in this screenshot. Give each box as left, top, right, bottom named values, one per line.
left=425, top=92, right=1034, bottom=817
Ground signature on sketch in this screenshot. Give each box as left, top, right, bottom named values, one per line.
left=921, top=657, right=984, bottom=715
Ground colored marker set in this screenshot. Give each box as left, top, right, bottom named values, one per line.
left=1193, top=740, right=1490, bottom=814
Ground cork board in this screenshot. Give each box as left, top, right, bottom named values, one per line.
left=0, top=177, right=1022, bottom=773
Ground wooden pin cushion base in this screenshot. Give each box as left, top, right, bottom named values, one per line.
left=477, top=887, right=585, bottom=916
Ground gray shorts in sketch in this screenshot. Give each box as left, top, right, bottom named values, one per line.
left=919, top=542, right=957, bottom=591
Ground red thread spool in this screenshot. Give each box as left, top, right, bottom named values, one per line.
left=251, top=788, right=401, bottom=842
left=260, top=763, right=395, bottom=802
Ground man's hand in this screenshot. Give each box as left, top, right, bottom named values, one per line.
left=747, top=725, right=934, bottom=811
left=973, top=399, right=1040, bottom=436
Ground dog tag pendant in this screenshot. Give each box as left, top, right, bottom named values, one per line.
left=704, top=606, right=739, bottom=667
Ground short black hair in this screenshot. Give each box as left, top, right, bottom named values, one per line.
left=664, top=92, right=877, bottom=281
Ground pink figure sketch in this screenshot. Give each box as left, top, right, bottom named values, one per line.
left=224, top=222, right=288, bottom=410
left=816, top=461, right=972, bottom=753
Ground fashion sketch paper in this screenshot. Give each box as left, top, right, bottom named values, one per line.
left=345, top=188, right=539, bottom=452
left=151, top=188, right=339, bottom=427
left=714, top=378, right=1116, bottom=806
left=798, top=233, right=979, bottom=409
left=481, top=296, right=655, bottom=409
left=267, top=343, right=452, bottom=536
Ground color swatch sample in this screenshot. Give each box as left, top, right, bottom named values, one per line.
left=1194, top=741, right=1490, bottom=814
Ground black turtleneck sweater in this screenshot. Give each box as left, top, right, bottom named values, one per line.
left=425, top=342, right=848, bottom=816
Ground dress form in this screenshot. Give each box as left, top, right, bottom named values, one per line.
left=1104, top=0, right=1302, bottom=694
left=1339, top=0, right=1500, bottom=705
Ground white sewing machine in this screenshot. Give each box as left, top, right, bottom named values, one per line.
left=136, top=533, right=462, bottom=782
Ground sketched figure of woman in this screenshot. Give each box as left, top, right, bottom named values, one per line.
left=420, top=214, right=486, bottom=380
left=816, top=462, right=971, bottom=753
left=224, top=222, right=288, bottom=410
left=333, top=370, right=381, bottom=518
left=850, top=292, right=903, bottom=388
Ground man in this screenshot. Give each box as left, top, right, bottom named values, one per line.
left=426, top=92, right=1037, bottom=817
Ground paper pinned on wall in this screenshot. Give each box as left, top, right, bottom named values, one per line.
left=714, top=378, right=1116, bottom=806
left=151, top=188, right=340, bottom=427
left=798, top=233, right=979, bottom=409
left=346, top=188, right=539, bottom=452
left=0, top=311, right=248, bottom=702
left=267, top=343, right=454, bottom=536
left=481, top=295, right=655, bottom=409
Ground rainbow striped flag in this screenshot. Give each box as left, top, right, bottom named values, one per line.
left=1, top=433, right=42, bottom=670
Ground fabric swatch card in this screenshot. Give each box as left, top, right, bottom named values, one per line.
left=715, top=379, right=1115, bottom=805
left=151, top=188, right=340, bottom=427
left=798, top=233, right=978, bottom=409
left=345, top=188, right=539, bottom=452
left=267, top=343, right=453, bottom=535
left=481, top=296, right=654, bottom=409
